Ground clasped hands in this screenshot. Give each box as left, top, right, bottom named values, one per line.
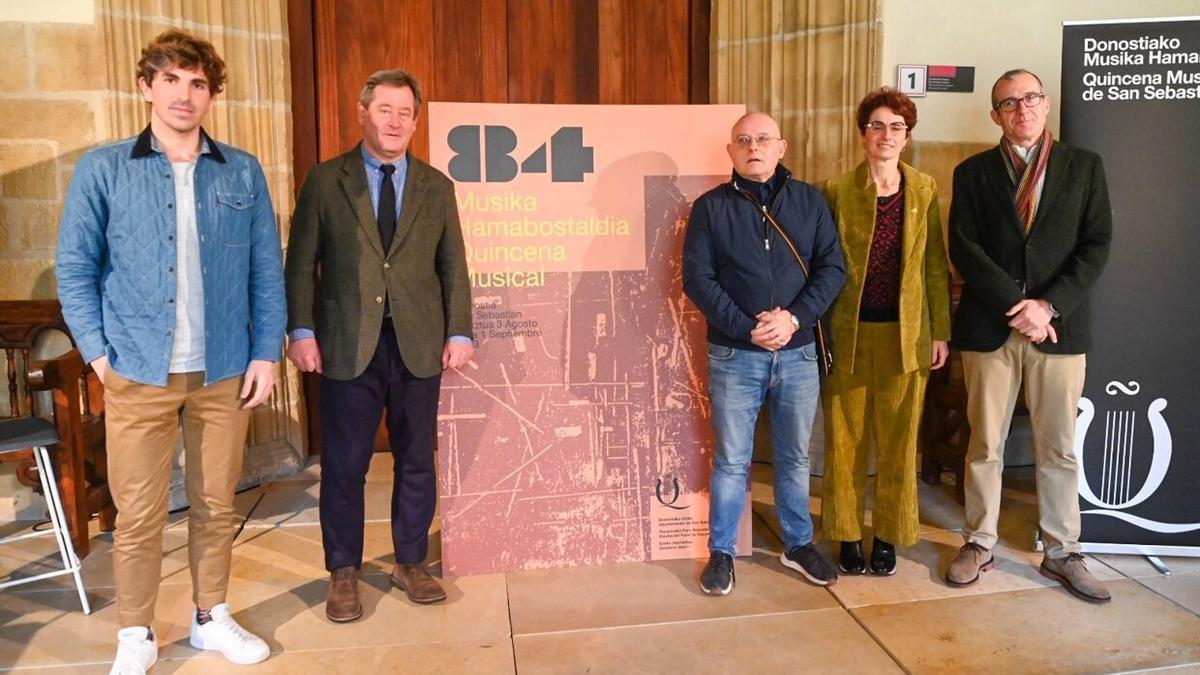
left=1006, top=298, right=1057, bottom=344
left=750, top=306, right=796, bottom=351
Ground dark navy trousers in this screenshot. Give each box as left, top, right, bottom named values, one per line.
left=318, top=320, right=442, bottom=571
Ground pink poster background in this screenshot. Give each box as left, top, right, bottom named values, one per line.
left=430, top=104, right=750, bottom=575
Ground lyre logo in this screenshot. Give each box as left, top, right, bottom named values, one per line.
left=1075, top=380, right=1200, bottom=533
left=655, top=476, right=687, bottom=510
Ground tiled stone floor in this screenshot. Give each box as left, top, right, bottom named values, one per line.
left=2, top=456, right=1198, bottom=674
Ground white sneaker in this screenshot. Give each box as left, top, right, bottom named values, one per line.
left=188, top=603, right=270, bottom=665
left=109, top=626, right=157, bottom=675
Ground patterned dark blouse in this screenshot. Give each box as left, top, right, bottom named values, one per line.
left=859, top=179, right=904, bottom=322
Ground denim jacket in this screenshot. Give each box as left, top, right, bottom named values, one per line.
left=56, top=126, right=286, bottom=386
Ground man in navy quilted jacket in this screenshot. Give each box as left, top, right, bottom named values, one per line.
left=683, top=112, right=845, bottom=595
left=56, top=30, right=284, bottom=674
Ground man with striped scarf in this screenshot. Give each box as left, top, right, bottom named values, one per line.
left=944, top=69, right=1113, bottom=603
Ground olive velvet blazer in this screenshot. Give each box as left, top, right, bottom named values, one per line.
left=822, top=162, right=952, bottom=374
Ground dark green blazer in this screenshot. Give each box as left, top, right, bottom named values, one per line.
left=285, top=146, right=473, bottom=380
left=948, top=141, right=1112, bottom=354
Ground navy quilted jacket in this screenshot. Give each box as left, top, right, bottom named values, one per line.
left=56, top=127, right=286, bottom=386
left=682, top=165, right=845, bottom=352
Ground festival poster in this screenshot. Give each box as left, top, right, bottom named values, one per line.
left=428, top=104, right=753, bottom=575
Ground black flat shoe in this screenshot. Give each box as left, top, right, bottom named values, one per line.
left=838, top=540, right=866, bottom=575
left=869, top=537, right=897, bottom=576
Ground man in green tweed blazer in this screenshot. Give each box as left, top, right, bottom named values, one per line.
left=284, top=69, right=473, bottom=622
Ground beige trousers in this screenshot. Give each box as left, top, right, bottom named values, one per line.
left=104, top=370, right=249, bottom=628
left=960, top=330, right=1086, bottom=558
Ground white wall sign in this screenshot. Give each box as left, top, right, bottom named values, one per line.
left=897, top=64, right=928, bottom=97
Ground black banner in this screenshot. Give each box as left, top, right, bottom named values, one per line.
left=1061, top=18, right=1200, bottom=554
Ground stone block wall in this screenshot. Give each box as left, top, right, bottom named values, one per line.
left=0, top=16, right=108, bottom=299
left=0, top=1, right=304, bottom=520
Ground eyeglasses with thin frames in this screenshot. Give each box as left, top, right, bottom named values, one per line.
left=734, top=133, right=781, bottom=148
left=994, top=91, right=1046, bottom=113
left=862, top=121, right=909, bottom=134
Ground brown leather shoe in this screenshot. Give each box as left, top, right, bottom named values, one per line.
left=326, top=566, right=363, bottom=622
left=1040, top=552, right=1112, bottom=603
left=946, top=542, right=994, bottom=586
left=390, top=563, right=447, bottom=604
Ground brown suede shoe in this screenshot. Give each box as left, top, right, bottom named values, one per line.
left=1040, top=552, right=1112, bottom=604
left=390, top=563, right=447, bottom=604
left=946, top=542, right=994, bottom=586
left=326, top=566, right=363, bottom=622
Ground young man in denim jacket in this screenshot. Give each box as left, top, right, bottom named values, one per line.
left=56, top=30, right=285, bottom=673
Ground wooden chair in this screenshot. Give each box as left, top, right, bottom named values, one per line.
left=920, top=347, right=971, bottom=503
left=0, top=300, right=114, bottom=557
left=920, top=283, right=1028, bottom=504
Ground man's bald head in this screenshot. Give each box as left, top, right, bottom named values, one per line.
left=727, top=112, right=787, bottom=183
left=730, top=112, right=781, bottom=141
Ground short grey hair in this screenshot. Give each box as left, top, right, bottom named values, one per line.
left=991, top=69, right=1044, bottom=107
left=359, top=69, right=423, bottom=109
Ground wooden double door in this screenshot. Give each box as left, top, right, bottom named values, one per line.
left=286, top=0, right=712, bottom=451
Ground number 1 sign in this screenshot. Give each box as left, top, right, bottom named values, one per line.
left=897, top=64, right=928, bottom=97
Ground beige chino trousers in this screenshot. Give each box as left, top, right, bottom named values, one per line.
left=960, top=330, right=1086, bottom=559
left=104, top=370, right=249, bottom=628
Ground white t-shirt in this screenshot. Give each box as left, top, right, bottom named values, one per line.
left=168, top=160, right=206, bottom=373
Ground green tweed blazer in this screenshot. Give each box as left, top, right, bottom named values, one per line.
left=285, top=146, right=473, bottom=380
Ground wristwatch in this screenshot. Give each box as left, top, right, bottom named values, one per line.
left=790, top=314, right=801, bottom=332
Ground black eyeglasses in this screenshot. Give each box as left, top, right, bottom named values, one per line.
left=994, top=92, right=1046, bottom=112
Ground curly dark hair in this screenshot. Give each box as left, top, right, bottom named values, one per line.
left=137, top=29, right=227, bottom=94
left=855, top=87, right=917, bottom=136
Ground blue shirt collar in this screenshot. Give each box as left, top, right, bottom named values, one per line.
left=360, top=144, right=409, bottom=174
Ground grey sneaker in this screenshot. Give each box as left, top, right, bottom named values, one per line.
left=946, top=542, right=994, bottom=586
left=1040, top=553, right=1112, bottom=603
left=781, top=543, right=838, bottom=586
left=700, top=551, right=735, bottom=595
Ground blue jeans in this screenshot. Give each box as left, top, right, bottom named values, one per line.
left=707, top=341, right=821, bottom=555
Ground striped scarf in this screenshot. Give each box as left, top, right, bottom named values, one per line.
left=999, top=128, right=1053, bottom=233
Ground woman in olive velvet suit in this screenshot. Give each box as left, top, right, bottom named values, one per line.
left=820, top=88, right=952, bottom=575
